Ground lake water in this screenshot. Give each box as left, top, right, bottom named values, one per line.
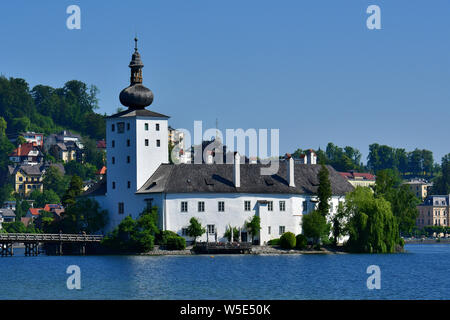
left=0, top=244, right=448, bottom=300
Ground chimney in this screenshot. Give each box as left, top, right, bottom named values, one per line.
left=233, top=152, right=240, bottom=188
left=307, top=149, right=317, bottom=165
left=285, top=153, right=295, bottom=187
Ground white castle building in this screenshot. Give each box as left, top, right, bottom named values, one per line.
left=85, top=39, right=354, bottom=244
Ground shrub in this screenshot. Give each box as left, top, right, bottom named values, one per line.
left=224, top=225, right=240, bottom=242
left=295, top=234, right=308, bottom=250
left=267, top=238, right=280, bottom=245
left=280, top=232, right=296, bottom=249
left=157, top=230, right=179, bottom=245
left=166, top=236, right=186, bottom=250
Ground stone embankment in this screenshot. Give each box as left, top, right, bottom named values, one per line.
left=252, top=245, right=347, bottom=255
left=141, top=245, right=348, bottom=255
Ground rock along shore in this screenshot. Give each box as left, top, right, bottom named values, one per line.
left=140, top=245, right=348, bottom=256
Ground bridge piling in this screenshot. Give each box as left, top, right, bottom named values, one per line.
left=1, top=243, right=13, bottom=257
left=25, top=242, right=39, bottom=256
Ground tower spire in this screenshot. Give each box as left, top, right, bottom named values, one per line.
left=119, top=37, right=154, bottom=109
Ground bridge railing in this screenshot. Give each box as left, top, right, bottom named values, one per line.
left=0, top=233, right=104, bottom=242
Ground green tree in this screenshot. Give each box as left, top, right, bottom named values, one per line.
left=15, top=136, right=27, bottom=146
left=3, top=221, right=27, bottom=233
left=375, top=169, right=419, bottom=234
left=35, top=211, right=58, bottom=233
left=10, top=116, right=31, bottom=133
left=317, top=164, right=332, bottom=217
left=374, top=169, right=401, bottom=195
left=331, top=202, right=347, bottom=246
left=186, top=217, right=206, bottom=243
left=295, top=234, right=308, bottom=250
left=0, top=117, right=14, bottom=183
left=344, top=187, right=402, bottom=253
left=43, top=166, right=69, bottom=198
left=245, top=214, right=261, bottom=243
left=280, top=232, right=296, bottom=249
left=0, top=184, right=14, bottom=208
left=431, top=154, right=450, bottom=195
left=102, top=208, right=159, bottom=253
left=224, top=225, right=240, bottom=242
left=60, top=198, right=107, bottom=234
left=13, top=199, right=31, bottom=221
left=302, top=210, right=330, bottom=247
left=61, top=175, right=83, bottom=207
left=64, top=160, right=97, bottom=180
left=28, top=189, right=60, bottom=208
left=82, top=113, right=105, bottom=140
left=82, top=137, right=105, bottom=170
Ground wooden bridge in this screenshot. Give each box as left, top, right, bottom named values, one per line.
left=0, top=233, right=104, bottom=256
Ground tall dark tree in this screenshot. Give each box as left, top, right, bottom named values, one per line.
left=431, top=154, right=450, bottom=195
left=317, top=164, right=332, bottom=217
left=61, top=175, right=83, bottom=207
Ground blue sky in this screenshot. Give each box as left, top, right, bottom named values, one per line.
left=1, top=1, right=449, bottom=163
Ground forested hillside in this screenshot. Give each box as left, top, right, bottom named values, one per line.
left=0, top=76, right=105, bottom=139
left=0, top=76, right=107, bottom=207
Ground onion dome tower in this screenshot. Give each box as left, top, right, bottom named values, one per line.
left=119, top=37, right=154, bottom=109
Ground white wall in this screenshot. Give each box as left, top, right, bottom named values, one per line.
left=136, top=117, right=169, bottom=190
left=164, top=193, right=318, bottom=244
left=102, top=115, right=168, bottom=232
left=95, top=190, right=348, bottom=244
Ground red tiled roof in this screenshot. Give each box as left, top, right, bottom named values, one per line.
left=339, top=171, right=376, bottom=181
left=96, top=166, right=107, bottom=175
left=43, top=204, right=62, bottom=212
left=9, top=143, right=35, bottom=157
left=28, top=208, right=44, bottom=216
left=353, top=173, right=376, bottom=180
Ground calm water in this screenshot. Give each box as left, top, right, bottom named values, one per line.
left=0, top=244, right=448, bottom=300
